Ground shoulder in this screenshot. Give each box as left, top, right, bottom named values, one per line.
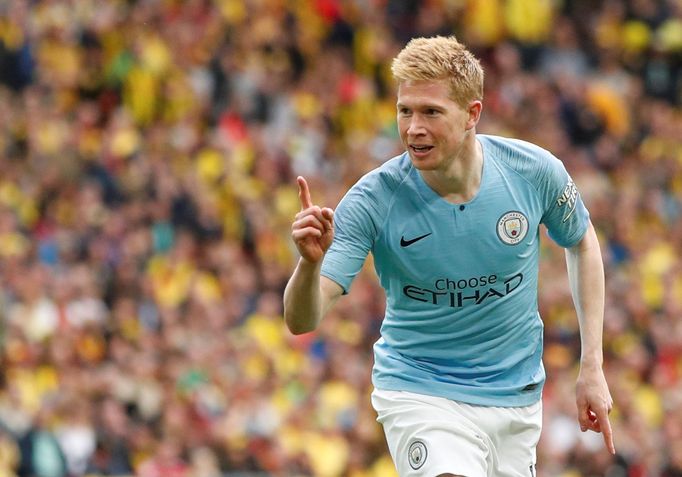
left=480, top=134, right=558, bottom=169
left=350, top=152, right=412, bottom=198
left=331, top=154, right=412, bottom=241
left=479, top=134, right=565, bottom=186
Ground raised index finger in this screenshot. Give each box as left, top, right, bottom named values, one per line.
left=297, top=176, right=313, bottom=210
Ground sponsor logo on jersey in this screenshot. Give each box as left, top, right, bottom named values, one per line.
left=497, top=211, right=528, bottom=245
left=408, top=440, right=427, bottom=470
left=556, top=179, right=578, bottom=222
left=403, top=273, right=523, bottom=308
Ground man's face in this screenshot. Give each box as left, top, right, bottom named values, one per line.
left=396, top=78, right=476, bottom=172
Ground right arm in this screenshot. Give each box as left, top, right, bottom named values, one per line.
left=283, top=261, right=343, bottom=334
left=283, top=176, right=343, bottom=334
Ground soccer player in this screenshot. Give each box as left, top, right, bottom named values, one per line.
left=283, top=36, right=614, bottom=476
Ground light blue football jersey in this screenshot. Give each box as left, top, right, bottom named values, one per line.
left=320, top=134, right=589, bottom=407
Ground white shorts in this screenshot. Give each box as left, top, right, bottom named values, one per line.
left=371, top=388, right=542, bottom=477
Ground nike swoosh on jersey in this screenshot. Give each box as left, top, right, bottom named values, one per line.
left=400, top=232, right=432, bottom=247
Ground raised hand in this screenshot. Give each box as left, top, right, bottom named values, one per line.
left=292, top=176, right=334, bottom=263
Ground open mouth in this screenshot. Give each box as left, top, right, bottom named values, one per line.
left=410, top=145, right=433, bottom=153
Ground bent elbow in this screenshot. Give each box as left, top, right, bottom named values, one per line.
left=288, top=325, right=314, bottom=335
left=284, top=314, right=317, bottom=335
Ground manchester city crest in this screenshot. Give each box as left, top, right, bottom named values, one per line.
left=497, top=211, right=529, bottom=245
left=408, top=440, right=427, bottom=470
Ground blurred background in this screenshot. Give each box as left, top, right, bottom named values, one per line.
left=0, top=0, right=680, bottom=476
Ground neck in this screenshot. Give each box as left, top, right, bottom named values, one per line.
left=421, top=134, right=483, bottom=203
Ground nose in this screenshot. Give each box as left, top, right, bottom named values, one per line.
left=406, top=114, right=426, bottom=136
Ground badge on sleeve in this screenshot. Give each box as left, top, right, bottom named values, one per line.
left=556, top=179, right=579, bottom=223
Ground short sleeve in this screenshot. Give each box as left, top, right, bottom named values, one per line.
left=538, top=156, right=590, bottom=248
left=321, top=177, right=384, bottom=293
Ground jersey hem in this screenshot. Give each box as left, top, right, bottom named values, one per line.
left=320, top=271, right=348, bottom=295
left=553, top=216, right=590, bottom=249
left=373, top=378, right=543, bottom=408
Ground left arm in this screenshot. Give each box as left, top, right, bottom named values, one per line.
left=565, top=220, right=615, bottom=455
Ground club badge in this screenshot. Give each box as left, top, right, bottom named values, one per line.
left=408, top=440, right=427, bottom=470
left=497, top=211, right=529, bottom=245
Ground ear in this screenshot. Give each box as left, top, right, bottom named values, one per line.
left=465, top=100, right=483, bottom=130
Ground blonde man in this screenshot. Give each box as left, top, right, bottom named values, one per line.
left=284, top=36, right=614, bottom=476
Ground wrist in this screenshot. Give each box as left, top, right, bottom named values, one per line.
left=298, top=256, right=324, bottom=270
left=579, top=354, right=604, bottom=371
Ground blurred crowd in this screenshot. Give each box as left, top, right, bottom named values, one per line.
left=0, top=0, right=680, bottom=476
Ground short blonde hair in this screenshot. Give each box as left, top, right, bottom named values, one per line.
left=391, top=36, right=484, bottom=108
